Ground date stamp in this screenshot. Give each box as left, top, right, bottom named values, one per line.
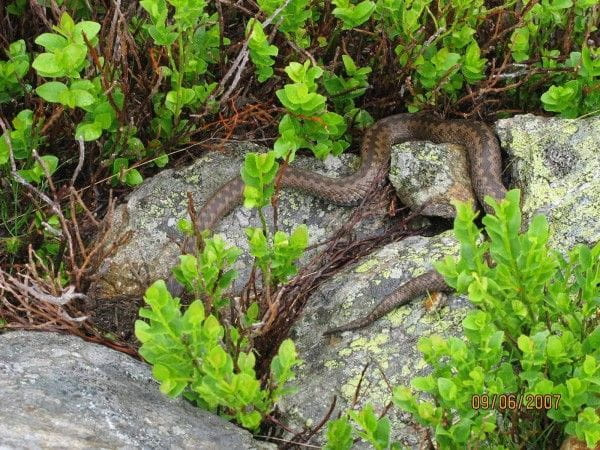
left=471, top=394, right=561, bottom=411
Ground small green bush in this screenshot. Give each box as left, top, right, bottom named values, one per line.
left=324, top=190, right=600, bottom=449
left=137, top=250, right=301, bottom=430
left=391, top=190, right=600, bottom=448
left=141, top=0, right=219, bottom=138
left=325, top=404, right=402, bottom=449
left=0, top=40, right=30, bottom=103
left=275, top=61, right=349, bottom=160
left=247, top=19, right=279, bottom=83
left=139, top=147, right=309, bottom=431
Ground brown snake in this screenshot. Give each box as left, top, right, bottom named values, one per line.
left=166, top=113, right=507, bottom=334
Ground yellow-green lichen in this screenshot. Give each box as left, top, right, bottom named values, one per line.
left=340, top=372, right=392, bottom=407
left=324, top=360, right=340, bottom=369
left=415, top=357, right=428, bottom=371
left=183, top=173, right=202, bottom=184
left=355, top=259, right=379, bottom=273
left=386, top=305, right=412, bottom=326
left=505, top=119, right=600, bottom=252
left=349, top=333, right=389, bottom=355
left=338, top=347, right=353, bottom=358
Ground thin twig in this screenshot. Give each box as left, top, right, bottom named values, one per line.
left=71, top=139, right=86, bottom=186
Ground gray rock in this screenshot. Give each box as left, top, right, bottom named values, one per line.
left=89, top=145, right=385, bottom=301
left=0, top=331, right=266, bottom=449
left=496, top=114, right=600, bottom=252
left=281, top=231, right=465, bottom=448
left=389, top=141, right=476, bottom=218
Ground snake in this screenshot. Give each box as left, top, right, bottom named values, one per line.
left=165, top=113, right=507, bottom=334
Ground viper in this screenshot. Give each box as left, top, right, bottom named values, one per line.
left=166, top=113, right=507, bottom=334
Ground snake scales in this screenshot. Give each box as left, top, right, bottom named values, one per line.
left=166, top=113, right=507, bottom=334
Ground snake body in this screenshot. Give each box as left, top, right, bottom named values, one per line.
left=166, top=114, right=507, bottom=333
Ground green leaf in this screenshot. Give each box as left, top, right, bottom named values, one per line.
left=289, top=224, right=308, bottom=249
left=148, top=25, right=179, bottom=46
left=541, top=81, right=581, bottom=118
left=32, top=53, right=63, bottom=77
left=165, top=88, right=196, bottom=114
left=125, top=168, right=143, bottom=186
left=36, top=81, right=68, bottom=103
left=34, top=33, right=67, bottom=51
left=56, top=12, right=76, bottom=37
left=182, top=300, right=205, bottom=325
left=246, top=302, right=259, bottom=323
left=73, top=21, right=101, bottom=43
left=58, top=88, right=95, bottom=108
left=75, top=122, right=103, bottom=141
left=155, top=153, right=169, bottom=168
left=38, top=154, right=58, bottom=175
left=324, top=417, right=353, bottom=450
left=546, top=335, right=566, bottom=360
left=60, top=43, right=87, bottom=71
left=583, top=355, right=597, bottom=376
left=510, top=27, right=530, bottom=62
left=437, top=378, right=458, bottom=401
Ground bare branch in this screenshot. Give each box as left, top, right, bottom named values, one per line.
left=71, top=139, right=86, bottom=186
left=4, top=273, right=88, bottom=306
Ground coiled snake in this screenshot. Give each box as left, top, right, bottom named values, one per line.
left=166, top=113, right=507, bottom=334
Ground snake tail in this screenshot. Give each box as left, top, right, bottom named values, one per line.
left=323, top=270, right=451, bottom=335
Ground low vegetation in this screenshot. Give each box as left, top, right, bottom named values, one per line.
left=1, top=0, right=599, bottom=447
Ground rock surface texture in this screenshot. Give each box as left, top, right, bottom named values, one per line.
left=389, top=141, right=476, bottom=218
left=0, top=331, right=266, bottom=449
left=88, top=143, right=384, bottom=301
left=496, top=114, right=600, bottom=251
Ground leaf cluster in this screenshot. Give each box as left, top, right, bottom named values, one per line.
left=136, top=278, right=301, bottom=430
left=275, top=61, right=348, bottom=161
left=171, top=235, right=242, bottom=312
left=241, top=152, right=279, bottom=209
left=392, top=190, right=600, bottom=448
left=141, top=0, right=219, bottom=138
left=322, top=55, right=374, bottom=129
left=0, top=40, right=30, bottom=104
left=256, top=0, right=312, bottom=45
left=247, top=224, right=309, bottom=284
left=247, top=19, right=279, bottom=83
left=325, top=405, right=403, bottom=450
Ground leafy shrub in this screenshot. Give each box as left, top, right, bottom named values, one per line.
left=323, top=190, right=600, bottom=449
left=141, top=0, right=219, bottom=137
left=139, top=160, right=306, bottom=427
left=247, top=19, right=279, bottom=83
left=136, top=277, right=301, bottom=430
left=0, top=110, right=44, bottom=170
left=256, top=0, right=311, bottom=46
left=275, top=61, right=348, bottom=160
left=323, top=55, right=373, bottom=128
left=325, top=404, right=402, bottom=450
left=0, top=40, right=30, bottom=103
left=332, top=0, right=376, bottom=30
left=240, top=149, right=310, bottom=284
left=540, top=46, right=600, bottom=118
left=246, top=224, right=309, bottom=284
left=141, top=147, right=309, bottom=431
left=32, top=13, right=109, bottom=140
left=389, top=190, right=600, bottom=448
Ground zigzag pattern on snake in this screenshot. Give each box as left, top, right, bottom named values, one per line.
left=166, top=113, right=507, bottom=334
